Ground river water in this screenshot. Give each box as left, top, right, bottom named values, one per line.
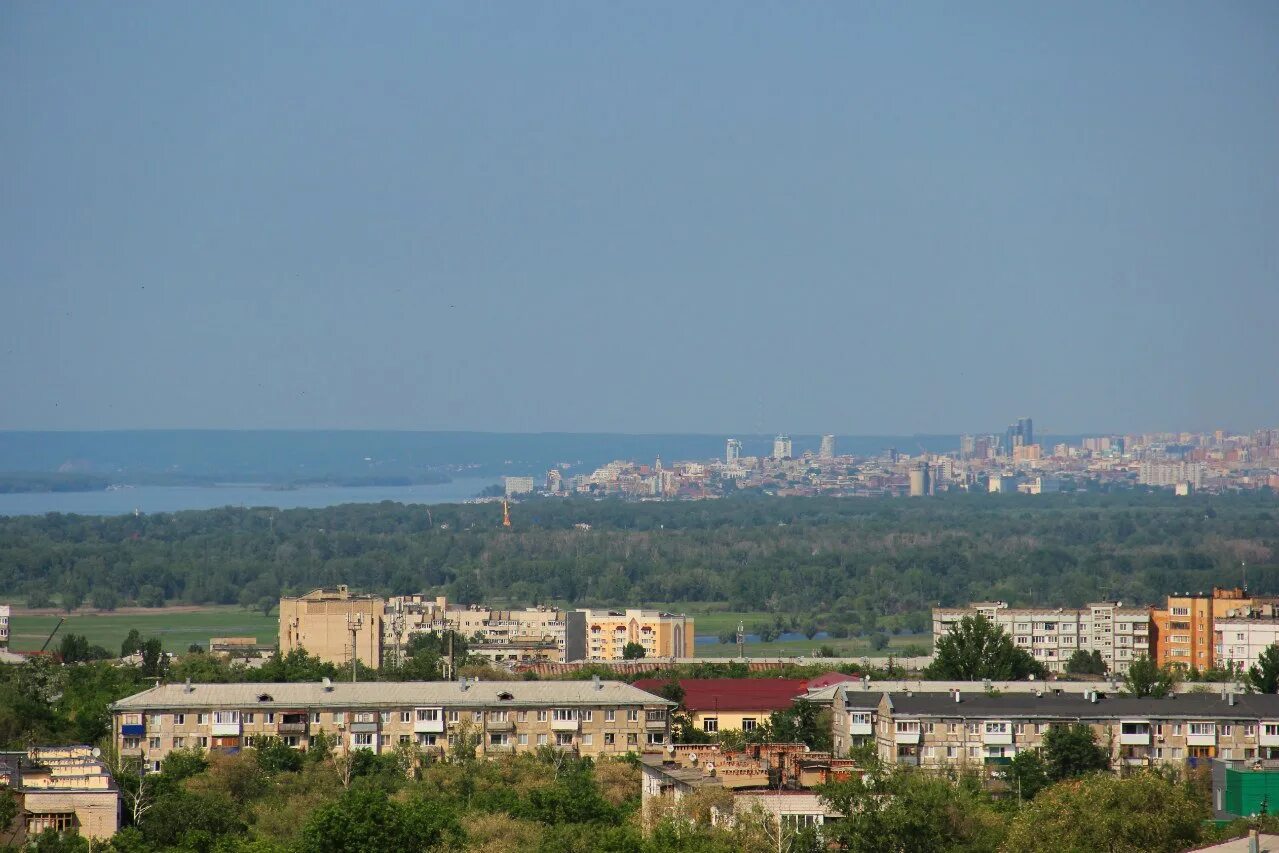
left=0, top=477, right=499, bottom=517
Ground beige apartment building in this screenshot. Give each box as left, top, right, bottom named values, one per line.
left=385, top=595, right=568, bottom=656
left=869, top=690, right=1279, bottom=770
left=111, top=679, right=671, bottom=767
left=0, top=603, right=9, bottom=647
left=564, top=609, right=696, bottom=661
left=0, top=746, right=120, bottom=843
left=932, top=601, right=1151, bottom=674
left=279, top=586, right=384, bottom=668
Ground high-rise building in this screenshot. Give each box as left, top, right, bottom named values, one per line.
left=909, top=463, right=931, bottom=497
left=772, top=435, right=792, bottom=460
left=1018, top=417, right=1034, bottom=448
left=1151, top=587, right=1255, bottom=670
left=959, top=435, right=975, bottom=459
left=819, top=434, right=836, bottom=459
left=726, top=438, right=741, bottom=464
left=504, top=476, right=535, bottom=497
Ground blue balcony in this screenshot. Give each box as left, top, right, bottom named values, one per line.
left=121, top=724, right=146, bottom=736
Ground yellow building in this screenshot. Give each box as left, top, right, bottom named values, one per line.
left=564, top=609, right=696, bottom=661
left=279, top=586, right=384, bottom=669
left=1152, top=587, right=1254, bottom=670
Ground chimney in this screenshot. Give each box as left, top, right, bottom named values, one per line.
left=593, top=675, right=602, bottom=691
left=1229, top=692, right=1237, bottom=706
left=1090, top=691, right=1099, bottom=704
left=183, top=678, right=193, bottom=694
left=1249, top=828, right=1260, bottom=853
left=953, top=689, right=961, bottom=703
left=322, top=677, right=333, bottom=692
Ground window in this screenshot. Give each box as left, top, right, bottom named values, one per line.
left=605, top=709, right=616, bottom=722
left=627, top=733, right=638, bottom=746
left=27, top=813, right=78, bottom=835
left=399, top=735, right=410, bottom=744
left=628, top=709, right=640, bottom=723
left=243, top=713, right=255, bottom=724
left=214, top=711, right=239, bottom=725
left=742, top=718, right=757, bottom=732
left=537, top=734, right=548, bottom=746
left=647, top=733, right=665, bottom=745
left=1222, top=724, right=1233, bottom=736
left=536, top=710, right=547, bottom=722
left=518, top=711, right=528, bottom=722
left=552, top=709, right=577, bottom=722
left=149, top=714, right=163, bottom=727
left=332, top=712, right=344, bottom=724
left=353, top=733, right=374, bottom=747
left=581, top=710, right=593, bottom=722
left=518, top=734, right=528, bottom=745
left=400, top=712, right=411, bottom=723
left=447, top=711, right=459, bottom=723
left=581, top=734, right=593, bottom=746
left=604, top=733, right=615, bottom=745
left=984, top=722, right=1008, bottom=735
left=946, top=746, right=957, bottom=758
left=197, top=736, right=209, bottom=748
left=489, top=711, right=508, bottom=722
left=417, top=708, right=440, bottom=722
left=472, top=711, right=483, bottom=723
left=416, top=734, right=437, bottom=746
left=1189, top=723, right=1215, bottom=737
left=198, top=714, right=209, bottom=725
left=266, top=713, right=275, bottom=724
left=176, top=714, right=185, bottom=726
left=148, top=737, right=161, bottom=750
left=379, top=712, right=391, bottom=724
left=489, top=733, right=509, bottom=746
left=703, top=718, right=719, bottom=733
left=556, top=732, right=575, bottom=746
left=174, top=737, right=185, bottom=749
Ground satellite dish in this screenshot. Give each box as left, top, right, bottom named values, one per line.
left=91, top=747, right=101, bottom=758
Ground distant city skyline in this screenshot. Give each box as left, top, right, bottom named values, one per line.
left=3, top=3, right=1276, bottom=434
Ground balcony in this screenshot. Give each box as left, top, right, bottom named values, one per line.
left=982, top=724, right=1013, bottom=746
left=1119, top=722, right=1152, bottom=746
left=1187, top=728, right=1217, bottom=747
left=278, top=721, right=309, bottom=735
left=120, top=724, right=146, bottom=737
left=485, top=742, right=515, bottom=754
left=414, top=709, right=445, bottom=734
left=349, top=721, right=379, bottom=734
left=551, top=718, right=580, bottom=732
left=486, top=718, right=514, bottom=732
left=849, top=722, right=874, bottom=736
left=211, top=722, right=241, bottom=737
left=893, top=728, right=921, bottom=745
left=1260, top=725, right=1279, bottom=748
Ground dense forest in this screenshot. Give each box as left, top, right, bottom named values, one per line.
left=0, top=493, right=1275, bottom=639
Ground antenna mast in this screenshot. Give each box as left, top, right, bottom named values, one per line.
left=347, top=613, right=363, bottom=683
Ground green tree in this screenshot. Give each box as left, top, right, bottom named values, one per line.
left=140, top=638, right=167, bottom=679
left=300, top=786, right=459, bottom=853
left=1248, top=644, right=1279, bottom=694
left=1002, top=772, right=1206, bottom=852
left=1124, top=656, right=1175, bottom=698
left=1065, top=649, right=1107, bottom=676
left=923, top=614, right=1048, bottom=681
left=1042, top=723, right=1110, bottom=781
left=1006, top=748, right=1050, bottom=802
left=623, top=642, right=646, bottom=660
left=121, top=629, right=144, bottom=658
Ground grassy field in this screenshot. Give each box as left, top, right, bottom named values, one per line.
left=6, top=607, right=278, bottom=653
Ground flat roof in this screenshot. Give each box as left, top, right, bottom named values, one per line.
left=886, top=691, right=1279, bottom=719
left=111, top=680, right=672, bottom=711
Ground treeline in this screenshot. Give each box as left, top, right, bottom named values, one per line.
left=1, top=492, right=1276, bottom=639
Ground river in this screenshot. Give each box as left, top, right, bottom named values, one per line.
left=0, top=477, right=499, bottom=517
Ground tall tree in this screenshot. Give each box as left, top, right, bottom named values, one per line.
left=923, top=614, right=1048, bottom=681
left=1248, top=644, right=1279, bottom=694
left=1002, top=772, right=1206, bottom=852
left=1124, top=656, right=1175, bottom=698
left=1042, top=723, right=1110, bottom=780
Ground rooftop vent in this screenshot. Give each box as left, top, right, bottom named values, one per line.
left=497, top=691, right=513, bottom=701
left=258, top=693, right=274, bottom=703
left=593, top=675, right=603, bottom=691
left=183, top=678, right=194, bottom=694
left=322, top=677, right=333, bottom=692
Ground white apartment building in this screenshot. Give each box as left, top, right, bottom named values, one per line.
left=503, top=476, right=535, bottom=497
left=1215, top=618, right=1279, bottom=673
left=0, top=604, right=9, bottom=648
left=933, top=602, right=1151, bottom=675
left=1140, top=461, right=1204, bottom=489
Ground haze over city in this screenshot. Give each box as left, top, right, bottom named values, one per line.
left=4, top=2, right=1277, bottom=434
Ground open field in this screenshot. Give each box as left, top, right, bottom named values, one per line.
left=5, top=606, right=278, bottom=653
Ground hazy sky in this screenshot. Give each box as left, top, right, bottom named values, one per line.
left=3, top=2, right=1276, bottom=436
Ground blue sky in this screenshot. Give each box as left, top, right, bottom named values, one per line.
left=3, top=2, right=1276, bottom=435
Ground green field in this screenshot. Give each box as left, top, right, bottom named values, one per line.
left=6, top=607, right=279, bottom=654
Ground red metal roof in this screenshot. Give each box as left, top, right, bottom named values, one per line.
left=807, top=672, right=863, bottom=690
left=632, top=678, right=808, bottom=713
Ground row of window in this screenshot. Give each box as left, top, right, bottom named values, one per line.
left=125, top=707, right=655, bottom=727
left=701, top=717, right=758, bottom=733
left=123, top=730, right=667, bottom=752
left=890, top=720, right=1263, bottom=737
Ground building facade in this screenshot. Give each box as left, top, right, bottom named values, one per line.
left=1215, top=617, right=1279, bottom=674
left=631, top=679, right=808, bottom=735
left=279, top=586, right=384, bottom=669
left=772, top=435, right=792, bottom=460
left=932, top=602, right=1151, bottom=674
left=819, top=435, right=836, bottom=460
left=1150, top=587, right=1258, bottom=670
left=0, top=603, right=8, bottom=648
left=503, top=476, right=535, bottom=497
left=564, top=609, right=696, bottom=662
left=111, top=679, right=671, bottom=767
left=0, top=746, right=120, bottom=843
left=871, top=690, right=1279, bottom=770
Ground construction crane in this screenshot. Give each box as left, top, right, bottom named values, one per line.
left=39, top=617, right=66, bottom=653
left=502, top=500, right=512, bottom=528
